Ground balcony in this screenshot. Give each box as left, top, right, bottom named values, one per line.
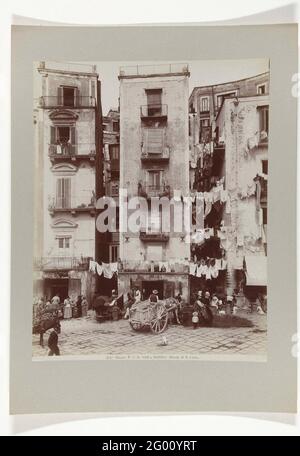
left=140, top=104, right=168, bottom=120
left=139, top=231, right=169, bottom=243
left=141, top=146, right=170, bottom=164
left=39, top=96, right=96, bottom=109
left=34, top=256, right=90, bottom=271
left=48, top=197, right=96, bottom=216
left=48, top=144, right=96, bottom=163
left=138, top=184, right=171, bottom=199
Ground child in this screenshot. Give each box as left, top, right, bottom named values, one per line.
left=192, top=311, right=199, bottom=329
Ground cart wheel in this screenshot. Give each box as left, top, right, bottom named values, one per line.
left=129, top=320, right=143, bottom=331
left=150, top=303, right=168, bottom=334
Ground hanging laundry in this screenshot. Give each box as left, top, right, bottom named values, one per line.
left=96, top=263, right=103, bottom=276
left=110, top=262, right=118, bottom=273
left=89, top=260, right=97, bottom=273
left=102, top=262, right=113, bottom=279
left=189, top=262, right=197, bottom=276
left=212, top=186, right=221, bottom=203
left=220, top=188, right=228, bottom=203
left=226, top=197, right=231, bottom=214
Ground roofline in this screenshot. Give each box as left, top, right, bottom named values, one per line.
left=189, top=71, right=270, bottom=101
left=215, top=94, right=269, bottom=122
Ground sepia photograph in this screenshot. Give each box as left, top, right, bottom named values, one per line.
left=32, top=59, right=269, bottom=360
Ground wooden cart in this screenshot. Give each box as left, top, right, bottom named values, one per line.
left=128, top=298, right=178, bottom=334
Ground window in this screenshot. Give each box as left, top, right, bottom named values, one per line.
left=201, top=97, right=209, bottom=112
left=57, top=86, right=78, bottom=107
left=50, top=126, right=76, bottom=145
left=113, top=121, right=119, bottom=132
left=58, top=237, right=70, bottom=249
left=147, top=206, right=162, bottom=233
left=200, top=119, right=210, bottom=142
left=102, top=123, right=109, bottom=131
left=257, top=84, right=266, bottom=95
left=262, top=207, right=267, bottom=225
left=217, top=91, right=237, bottom=109
left=109, top=245, right=119, bottom=263
left=144, top=128, right=165, bottom=154
left=262, top=160, right=268, bottom=175
left=110, top=145, right=119, bottom=160
left=258, top=106, right=269, bottom=135
left=147, top=170, right=162, bottom=189
left=146, top=89, right=162, bottom=116
left=56, top=178, right=71, bottom=208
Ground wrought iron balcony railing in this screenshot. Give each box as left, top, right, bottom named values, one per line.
left=39, top=96, right=96, bottom=108
left=48, top=196, right=96, bottom=215
left=138, top=184, right=171, bottom=199
left=139, top=231, right=169, bottom=242
left=140, top=104, right=168, bottom=118
left=34, top=256, right=91, bottom=271
left=141, top=146, right=170, bottom=162
left=48, top=143, right=96, bottom=160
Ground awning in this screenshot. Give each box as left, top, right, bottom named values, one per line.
left=245, top=255, right=267, bottom=286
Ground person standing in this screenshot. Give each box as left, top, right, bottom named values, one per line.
left=81, top=295, right=88, bottom=317
left=76, top=295, right=82, bottom=318
left=63, top=296, right=72, bottom=319
left=149, top=289, right=159, bottom=303
left=47, top=325, right=60, bottom=356
left=51, top=294, right=60, bottom=311
left=134, top=287, right=141, bottom=304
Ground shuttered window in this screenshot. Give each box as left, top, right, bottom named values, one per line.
left=56, top=178, right=71, bottom=208
left=144, top=128, right=164, bottom=154
left=146, top=89, right=162, bottom=106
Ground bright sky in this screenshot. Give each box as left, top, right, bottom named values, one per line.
left=96, top=59, right=269, bottom=114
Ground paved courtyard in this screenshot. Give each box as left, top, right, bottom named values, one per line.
left=32, top=310, right=267, bottom=360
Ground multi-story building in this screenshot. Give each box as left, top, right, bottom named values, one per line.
left=215, top=94, right=268, bottom=298
left=189, top=72, right=269, bottom=300
left=33, top=61, right=102, bottom=304
left=118, top=63, right=191, bottom=300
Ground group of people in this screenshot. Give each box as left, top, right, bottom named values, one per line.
left=191, top=290, right=237, bottom=329
left=33, top=294, right=89, bottom=321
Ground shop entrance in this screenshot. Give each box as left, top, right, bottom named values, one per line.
left=142, top=280, right=164, bottom=300
left=44, top=278, right=69, bottom=301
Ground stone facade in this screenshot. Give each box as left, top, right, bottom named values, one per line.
left=118, top=64, right=190, bottom=300
left=33, top=61, right=100, bottom=304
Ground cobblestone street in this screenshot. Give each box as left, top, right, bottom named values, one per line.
left=32, top=310, right=267, bottom=360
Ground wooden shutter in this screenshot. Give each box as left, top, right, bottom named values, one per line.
left=56, top=178, right=63, bottom=208
left=56, top=178, right=71, bottom=208
left=64, top=178, right=71, bottom=208
left=147, top=90, right=161, bottom=106
left=74, top=87, right=80, bottom=107
left=146, top=128, right=164, bottom=154
left=50, top=126, right=56, bottom=144
left=57, top=87, right=63, bottom=106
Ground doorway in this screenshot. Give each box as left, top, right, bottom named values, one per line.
left=142, top=280, right=164, bottom=300
left=44, top=278, right=69, bottom=301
